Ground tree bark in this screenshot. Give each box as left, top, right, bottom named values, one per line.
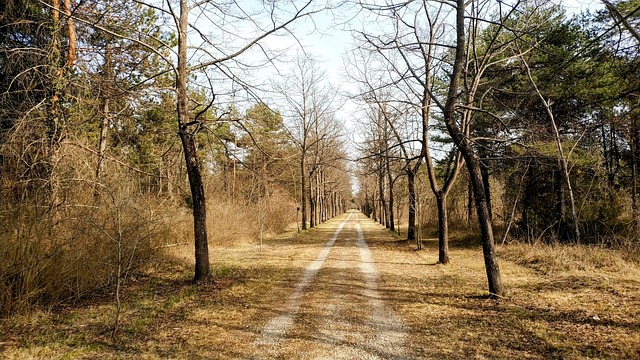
left=407, top=169, right=417, bottom=241
left=436, top=192, right=450, bottom=264
left=386, top=158, right=395, bottom=232
left=481, top=161, right=492, bottom=222
left=309, top=172, right=315, bottom=228
left=300, top=152, right=307, bottom=230
left=96, top=44, right=112, bottom=190
left=178, top=0, right=210, bottom=282
left=467, top=181, right=474, bottom=226
left=379, top=167, right=387, bottom=227
left=631, top=123, right=640, bottom=237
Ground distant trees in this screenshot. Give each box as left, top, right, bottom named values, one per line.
left=280, top=55, right=348, bottom=230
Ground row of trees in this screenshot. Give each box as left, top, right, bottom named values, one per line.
left=0, top=0, right=351, bottom=315
left=352, top=0, right=639, bottom=296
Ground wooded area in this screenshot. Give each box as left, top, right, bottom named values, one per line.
left=351, top=0, right=640, bottom=296
left=1, top=0, right=639, bottom=320
left=0, top=0, right=351, bottom=317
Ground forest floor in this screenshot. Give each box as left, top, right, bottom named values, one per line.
left=2, top=211, right=640, bottom=359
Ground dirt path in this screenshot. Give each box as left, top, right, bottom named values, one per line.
left=253, top=211, right=407, bottom=359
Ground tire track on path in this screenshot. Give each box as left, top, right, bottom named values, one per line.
left=254, top=212, right=353, bottom=347
left=355, top=214, right=407, bottom=359
left=253, top=211, right=407, bottom=359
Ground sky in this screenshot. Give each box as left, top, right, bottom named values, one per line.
left=264, top=0, right=606, bottom=126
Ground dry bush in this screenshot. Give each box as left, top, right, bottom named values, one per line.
left=0, top=189, right=181, bottom=317
left=0, top=139, right=186, bottom=317
left=498, top=242, right=637, bottom=274
left=205, top=188, right=296, bottom=247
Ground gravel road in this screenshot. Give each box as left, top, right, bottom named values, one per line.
left=253, top=211, right=407, bottom=359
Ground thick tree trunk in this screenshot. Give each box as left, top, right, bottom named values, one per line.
left=437, top=192, right=449, bottom=264
left=178, top=0, right=209, bottom=282
left=179, top=131, right=210, bottom=281
left=407, top=169, right=417, bottom=241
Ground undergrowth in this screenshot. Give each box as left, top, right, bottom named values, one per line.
left=498, top=242, right=639, bottom=274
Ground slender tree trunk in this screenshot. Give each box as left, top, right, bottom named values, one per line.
left=372, top=187, right=377, bottom=222
left=523, top=57, right=580, bottom=244
left=96, top=98, right=109, bottom=178
left=554, top=161, right=565, bottom=240
left=481, top=161, right=492, bottom=222
left=309, top=173, right=315, bottom=228
left=178, top=0, right=210, bottom=282
left=442, top=0, right=502, bottom=296
left=379, top=168, right=386, bottom=226
left=436, top=192, right=450, bottom=264
left=300, top=153, right=307, bottom=230
left=467, top=181, right=474, bottom=226
left=96, top=44, right=112, bottom=190
left=332, top=191, right=337, bottom=217
left=632, top=125, right=639, bottom=236
left=47, top=0, right=64, bottom=224
left=407, top=169, right=417, bottom=241
left=387, top=160, right=395, bottom=232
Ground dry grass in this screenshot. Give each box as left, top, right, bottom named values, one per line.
left=370, top=229, right=640, bottom=359
left=1, top=214, right=639, bottom=359
left=205, top=190, right=297, bottom=247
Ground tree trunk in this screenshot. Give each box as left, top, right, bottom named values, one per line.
left=300, top=153, right=307, bottom=230
left=467, top=181, right=474, bottom=226
left=309, top=173, right=315, bottom=228
left=523, top=56, right=580, bottom=244
left=178, top=0, right=210, bottom=282
left=96, top=97, right=109, bottom=179
left=379, top=168, right=386, bottom=226
left=407, top=169, right=417, bottom=241
left=437, top=192, right=449, bottom=264
left=442, top=0, right=502, bottom=296
left=481, top=161, right=492, bottom=222
left=554, top=161, right=565, bottom=240
left=96, top=44, right=112, bottom=192
left=632, top=126, right=639, bottom=236
left=387, top=160, right=395, bottom=232
left=467, top=157, right=503, bottom=296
